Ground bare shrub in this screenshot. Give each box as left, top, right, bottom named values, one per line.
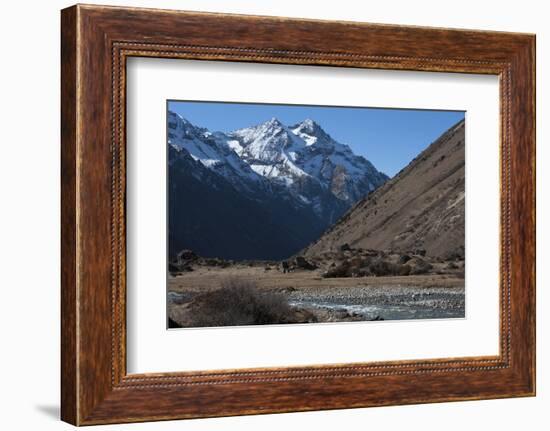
left=322, top=254, right=435, bottom=278
left=398, top=264, right=412, bottom=276
left=186, top=278, right=296, bottom=327
left=322, top=260, right=352, bottom=278
left=446, top=261, right=459, bottom=269
left=407, top=257, right=433, bottom=275
left=366, top=259, right=397, bottom=276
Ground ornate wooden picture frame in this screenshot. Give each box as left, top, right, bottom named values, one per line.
left=61, top=4, right=535, bottom=425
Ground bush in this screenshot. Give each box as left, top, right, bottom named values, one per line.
left=322, top=260, right=352, bottom=278
left=185, top=278, right=296, bottom=327
left=368, top=259, right=399, bottom=276
left=398, top=264, right=412, bottom=276
left=407, top=257, right=433, bottom=275
left=322, top=255, right=434, bottom=278
left=446, top=261, right=459, bottom=270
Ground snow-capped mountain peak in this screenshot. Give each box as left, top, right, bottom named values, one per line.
left=167, top=111, right=264, bottom=192
left=291, top=118, right=335, bottom=149
left=233, top=117, right=294, bottom=143
left=230, top=117, right=305, bottom=163
left=266, top=116, right=284, bottom=127
left=167, top=110, right=388, bottom=224
left=292, top=118, right=323, bottom=139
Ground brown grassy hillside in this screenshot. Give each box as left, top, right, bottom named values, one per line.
left=303, top=120, right=465, bottom=259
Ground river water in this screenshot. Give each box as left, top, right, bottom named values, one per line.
left=289, top=298, right=464, bottom=321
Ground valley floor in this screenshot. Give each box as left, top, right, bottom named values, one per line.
left=167, top=266, right=465, bottom=327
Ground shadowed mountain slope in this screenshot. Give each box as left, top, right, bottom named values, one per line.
left=168, top=146, right=324, bottom=260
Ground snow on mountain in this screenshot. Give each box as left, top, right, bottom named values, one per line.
left=230, top=117, right=388, bottom=206
left=291, top=118, right=331, bottom=146
left=167, top=111, right=262, bottom=194
left=231, top=117, right=305, bottom=159
left=290, top=118, right=389, bottom=203
left=230, top=118, right=308, bottom=185
left=167, top=111, right=388, bottom=226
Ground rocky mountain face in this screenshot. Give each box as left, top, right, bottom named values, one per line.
left=230, top=117, right=387, bottom=221
left=167, top=111, right=388, bottom=260
left=303, top=120, right=466, bottom=260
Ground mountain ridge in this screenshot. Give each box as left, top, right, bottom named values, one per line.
left=167, top=111, right=389, bottom=260
left=168, top=111, right=388, bottom=220
left=302, top=119, right=465, bottom=259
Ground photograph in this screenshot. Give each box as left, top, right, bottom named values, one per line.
left=166, top=101, right=466, bottom=328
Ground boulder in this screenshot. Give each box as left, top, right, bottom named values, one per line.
left=177, top=249, right=198, bottom=263
left=294, top=256, right=318, bottom=270
left=340, top=243, right=352, bottom=252
left=168, top=262, right=180, bottom=273
left=399, top=254, right=412, bottom=264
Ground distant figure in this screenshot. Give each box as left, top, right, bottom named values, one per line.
left=281, top=261, right=290, bottom=273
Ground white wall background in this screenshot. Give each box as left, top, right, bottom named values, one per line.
left=0, top=0, right=546, bottom=429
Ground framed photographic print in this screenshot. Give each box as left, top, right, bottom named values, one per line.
left=165, top=100, right=466, bottom=329
left=61, top=4, right=536, bottom=425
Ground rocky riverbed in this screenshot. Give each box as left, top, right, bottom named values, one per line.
left=167, top=265, right=465, bottom=327
left=287, top=285, right=464, bottom=321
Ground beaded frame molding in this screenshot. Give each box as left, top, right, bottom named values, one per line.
left=61, top=4, right=535, bottom=425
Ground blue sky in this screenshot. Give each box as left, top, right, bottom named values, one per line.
left=168, top=100, right=465, bottom=177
